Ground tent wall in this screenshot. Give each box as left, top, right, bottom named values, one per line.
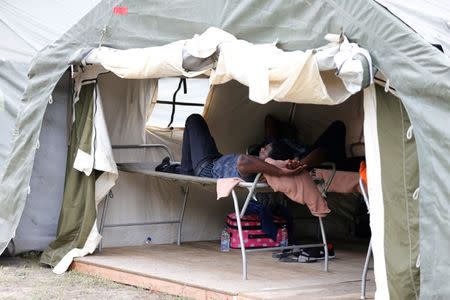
left=0, top=0, right=103, bottom=254
left=102, top=78, right=366, bottom=246
left=293, top=93, right=365, bottom=155
left=375, top=0, right=450, bottom=55
left=206, top=81, right=292, bottom=154
left=0, top=0, right=101, bottom=175
left=0, top=0, right=101, bottom=60
left=206, top=81, right=364, bottom=158
left=206, top=80, right=366, bottom=239
left=12, top=71, right=70, bottom=253
left=97, top=73, right=235, bottom=246
left=400, top=93, right=450, bottom=298
left=0, top=61, right=29, bottom=177
left=377, top=86, right=420, bottom=298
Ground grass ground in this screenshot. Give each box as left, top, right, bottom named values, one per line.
left=0, top=251, right=189, bottom=300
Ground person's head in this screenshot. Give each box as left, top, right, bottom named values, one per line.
left=258, top=143, right=273, bottom=160
left=259, top=140, right=297, bottom=160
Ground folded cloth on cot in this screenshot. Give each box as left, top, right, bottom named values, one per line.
left=216, top=158, right=360, bottom=217
left=217, top=158, right=330, bottom=217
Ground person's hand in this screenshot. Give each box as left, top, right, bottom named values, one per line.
left=286, top=159, right=302, bottom=170
left=280, top=163, right=308, bottom=176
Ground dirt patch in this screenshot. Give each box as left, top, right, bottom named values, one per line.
left=0, top=252, right=189, bottom=300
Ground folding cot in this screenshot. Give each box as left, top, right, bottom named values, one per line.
left=98, top=144, right=337, bottom=280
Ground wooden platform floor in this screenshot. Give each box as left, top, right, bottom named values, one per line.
left=72, top=241, right=375, bottom=300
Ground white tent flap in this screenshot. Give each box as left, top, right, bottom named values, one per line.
left=85, top=28, right=370, bottom=105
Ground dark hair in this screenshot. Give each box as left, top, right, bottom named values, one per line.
left=268, top=139, right=298, bottom=160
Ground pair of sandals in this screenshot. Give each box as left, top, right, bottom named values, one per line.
left=155, top=156, right=180, bottom=174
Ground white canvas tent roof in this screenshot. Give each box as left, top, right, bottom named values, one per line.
left=0, top=1, right=449, bottom=299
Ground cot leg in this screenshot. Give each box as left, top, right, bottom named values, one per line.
left=177, top=185, right=189, bottom=246
left=239, top=173, right=262, bottom=218
left=318, top=217, right=328, bottom=272
left=360, top=239, right=372, bottom=299
left=98, top=191, right=111, bottom=252
left=232, top=189, right=247, bottom=280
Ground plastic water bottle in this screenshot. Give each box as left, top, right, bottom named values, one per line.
left=280, top=225, right=288, bottom=247
left=220, top=228, right=230, bottom=252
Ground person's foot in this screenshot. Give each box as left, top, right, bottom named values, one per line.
left=155, top=157, right=181, bottom=174
left=155, top=157, right=170, bottom=172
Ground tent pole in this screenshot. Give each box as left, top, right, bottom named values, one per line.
left=319, top=217, right=328, bottom=272
left=98, top=191, right=111, bottom=252
left=232, top=189, right=247, bottom=280
left=239, top=173, right=262, bottom=218
left=360, top=239, right=372, bottom=299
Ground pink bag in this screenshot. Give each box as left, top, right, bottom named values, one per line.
left=226, top=213, right=287, bottom=249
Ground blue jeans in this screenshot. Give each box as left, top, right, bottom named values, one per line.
left=180, top=114, right=221, bottom=176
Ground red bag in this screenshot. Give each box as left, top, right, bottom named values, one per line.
left=226, top=213, right=287, bottom=249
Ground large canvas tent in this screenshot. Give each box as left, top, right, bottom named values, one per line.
left=0, top=1, right=449, bottom=299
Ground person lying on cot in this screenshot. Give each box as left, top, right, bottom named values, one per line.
left=254, top=114, right=347, bottom=169
left=156, top=114, right=307, bottom=180
left=156, top=114, right=346, bottom=181
left=260, top=114, right=366, bottom=171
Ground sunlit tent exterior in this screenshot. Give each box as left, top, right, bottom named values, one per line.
left=0, top=1, right=449, bottom=299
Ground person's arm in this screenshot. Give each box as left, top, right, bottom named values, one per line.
left=237, top=155, right=307, bottom=178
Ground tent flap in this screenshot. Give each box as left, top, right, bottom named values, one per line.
left=377, top=86, right=420, bottom=299
left=85, top=28, right=369, bottom=105
left=40, top=83, right=97, bottom=268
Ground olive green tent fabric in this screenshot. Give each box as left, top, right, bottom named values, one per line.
left=40, top=84, right=96, bottom=267
left=0, top=0, right=449, bottom=298
left=377, top=85, right=420, bottom=299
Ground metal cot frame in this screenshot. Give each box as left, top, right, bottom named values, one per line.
left=98, top=144, right=335, bottom=280
left=359, top=177, right=372, bottom=300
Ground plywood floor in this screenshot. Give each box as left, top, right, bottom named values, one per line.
left=72, top=241, right=375, bottom=300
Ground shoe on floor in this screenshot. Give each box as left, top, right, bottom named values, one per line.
left=272, top=249, right=292, bottom=259
left=298, top=243, right=336, bottom=261
left=279, top=253, right=318, bottom=263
